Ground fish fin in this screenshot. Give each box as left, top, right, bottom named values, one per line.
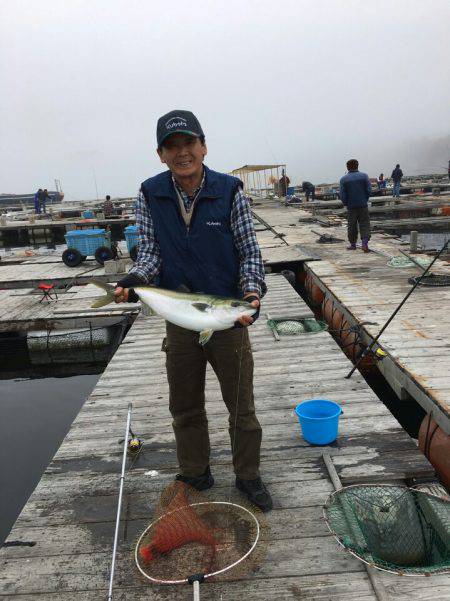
left=176, top=284, right=191, bottom=293
left=91, top=296, right=114, bottom=308
left=91, top=279, right=116, bottom=294
left=192, top=302, right=210, bottom=312
left=90, top=280, right=116, bottom=308
left=199, top=329, right=214, bottom=345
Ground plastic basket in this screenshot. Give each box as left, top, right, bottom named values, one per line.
left=295, top=399, right=342, bottom=444
left=124, top=225, right=139, bottom=253
left=64, top=229, right=109, bottom=256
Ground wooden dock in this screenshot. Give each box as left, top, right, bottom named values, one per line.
left=0, top=216, right=136, bottom=249
left=2, top=273, right=449, bottom=599
left=248, top=203, right=450, bottom=435
left=0, top=253, right=126, bottom=289
left=0, top=283, right=139, bottom=333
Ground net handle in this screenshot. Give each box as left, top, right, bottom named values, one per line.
left=134, top=501, right=260, bottom=585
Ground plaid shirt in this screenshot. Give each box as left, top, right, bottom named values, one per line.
left=129, top=171, right=266, bottom=297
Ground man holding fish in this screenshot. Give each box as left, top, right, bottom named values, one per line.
left=112, top=110, right=272, bottom=511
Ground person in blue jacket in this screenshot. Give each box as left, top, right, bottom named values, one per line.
left=339, top=159, right=371, bottom=252
left=113, top=110, right=273, bottom=512
left=34, top=188, right=43, bottom=214
left=391, top=164, right=403, bottom=198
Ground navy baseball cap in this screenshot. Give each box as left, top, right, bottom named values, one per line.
left=157, top=110, right=204, bottom=147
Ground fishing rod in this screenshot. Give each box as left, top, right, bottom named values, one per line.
left=107, top=403, right=133, bottom=601
left=345, top=237, right=449, bottom=379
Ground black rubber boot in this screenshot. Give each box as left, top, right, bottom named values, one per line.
left=236, top=476, right=273, bottom=512
left=175, top=466, right=214, bottom=491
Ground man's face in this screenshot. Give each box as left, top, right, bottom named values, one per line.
left=157, top=133, right=207, bottom=179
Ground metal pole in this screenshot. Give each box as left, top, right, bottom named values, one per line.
left=322, top=454, right=390, bottom=601
left=107, top=403, right=132, bottom=600
left=92, top=166, right=99, bottom=202
left=193, top=580, right=200, bottom=601
left=345, top=238, right=449, bottom=379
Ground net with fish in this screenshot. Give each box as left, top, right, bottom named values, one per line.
left=387, top=256, right=432, bottom=269
left=135, top=482, right=265, bottom=585
left=324, top=484, right=450, bottom=575
left=267, top=318, right=328, bottom=336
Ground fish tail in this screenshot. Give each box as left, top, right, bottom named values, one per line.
left=90, top=279, right=116, bottom=308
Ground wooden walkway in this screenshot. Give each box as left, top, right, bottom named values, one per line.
left=0, top=283, right=139, bottom=333
left=250, top=203, right=450, bottom=435
left=2, top=274, right=448, bottom=599
left=0, top=257, right=113, bottom=289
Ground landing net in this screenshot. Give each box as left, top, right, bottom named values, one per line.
left=408, top=274, right=450, bottom=287
left=324, top=484, right=450, bottom=575
left=267, top=318, right=327, bottom=336
left=387, top=256, right=432, bottom=269
left=135, top=482, right=264, bottom=585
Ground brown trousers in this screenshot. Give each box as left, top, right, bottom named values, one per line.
left=347, top=206, right=371, bottom=244
left=163, top=322, right=262, bottom=480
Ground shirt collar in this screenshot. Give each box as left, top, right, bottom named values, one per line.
left=172, top=169, right=205, bottom=199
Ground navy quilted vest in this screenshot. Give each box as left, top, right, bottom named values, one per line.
left=141, top=165, right=243, bottom=297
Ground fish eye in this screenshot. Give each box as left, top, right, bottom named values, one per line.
left=231, top=301, right=241, bottom=307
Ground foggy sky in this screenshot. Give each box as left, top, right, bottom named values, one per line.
left=1, top=0, right=449, bottom=200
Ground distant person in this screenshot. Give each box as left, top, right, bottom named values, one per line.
left=39, top=189, right=50, bottom=213
left=377, top=174, right=387, bottom=195
left=34, top=188, right=43, bottom=214
left=391, top=164, right=403, bottom=198
left=278, top=169, right=290, bottom=197
left=448, top=159, right=450, bottom=181
left=302, top=181, right=315, bottom=201
left=103, top=194, right=114, bottom=217
left=339, top=159, right=371, bottom=253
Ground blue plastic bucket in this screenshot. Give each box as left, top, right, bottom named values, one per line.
left=287, top=186, right=295, bottom=196
left=124, top=224, right=139, bottom=253
left=295, top=399, right=343, bottom=445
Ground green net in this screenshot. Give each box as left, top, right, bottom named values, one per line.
left=387, top=256, right=432, bottom=268
left=324, top=485, right=450, bottom=575
left=267, top=318, right=328, bottom=336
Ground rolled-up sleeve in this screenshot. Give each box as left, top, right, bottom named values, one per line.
left=231, top=188, right=267, bottom=298
left=128, top=189, right=162, bottom=283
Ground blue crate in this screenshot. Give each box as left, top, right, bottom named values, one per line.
left=124, top=225, right=139, bottom=253
left=64, top=229, right=110, bottom=256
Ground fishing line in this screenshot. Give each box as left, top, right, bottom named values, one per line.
left=227, top=327, right=246, bottom=505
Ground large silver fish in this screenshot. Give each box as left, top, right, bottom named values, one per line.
left=90, top=280, right=256, bottom=345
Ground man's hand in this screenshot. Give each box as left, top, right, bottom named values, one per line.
left=236, top=294, right=260, bottom=327
left=114, top=274, right=143, bottom=304
left=114, top=287, right=129, bottom=303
